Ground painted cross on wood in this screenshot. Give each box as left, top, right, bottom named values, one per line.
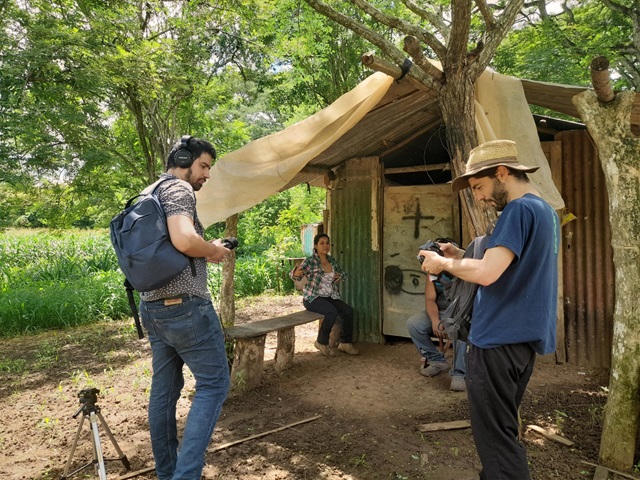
left=402, top=199, right=434, bottom=239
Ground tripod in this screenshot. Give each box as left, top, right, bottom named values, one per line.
left=61, top=388, right=131, bottom=480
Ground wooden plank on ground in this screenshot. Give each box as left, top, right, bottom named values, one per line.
left=593, top=465, right=609, bottom=480
left=581, top=460, right=640, bottom=480
left=527, top=424, right=574, bottom=446
left=225, top=311, right=323, bottom=339
left=416, top=420, right=471, bottom=433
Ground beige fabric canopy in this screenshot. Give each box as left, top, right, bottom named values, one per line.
left=197, top=69, right=564, bottom=227
left=196, top=73, right=394, bottom=227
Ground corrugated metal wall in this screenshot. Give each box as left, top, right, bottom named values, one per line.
left=557, top=130, right=615, bottom=368
left=328, top=157, right=383, bottom=343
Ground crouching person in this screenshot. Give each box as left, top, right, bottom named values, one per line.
left=407, top=245, right=466, bottom=392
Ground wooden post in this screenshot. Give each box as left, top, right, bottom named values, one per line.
left=219, top=214, right=238, bottom=327
left=231, top=336, right=266, bottom=390
left=274, top=327, right=295, bottom=373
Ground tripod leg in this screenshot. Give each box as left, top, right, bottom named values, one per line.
left=89, top=412, right=108, bottom=480
left=61, top=415, right=86, bottom=479
left=96, top=411, right=131, bottom=470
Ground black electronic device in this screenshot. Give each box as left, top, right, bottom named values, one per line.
left=222, top=237, right=239, bottom=250
left=174, top=135, right=194, bottom=168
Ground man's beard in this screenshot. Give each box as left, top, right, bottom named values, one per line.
left=486, top=178, right=509, bottom=211
left=184, top=169, right=202, bottom=191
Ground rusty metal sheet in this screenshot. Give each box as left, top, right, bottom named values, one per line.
left=558, top=130, right=615, bottom=368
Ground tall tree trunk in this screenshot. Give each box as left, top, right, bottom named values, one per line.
left=219, top=214, right=238, bottom=327
left=573, top=89, right=640, bottom=471
left=439, top=72, right=496, bottom=237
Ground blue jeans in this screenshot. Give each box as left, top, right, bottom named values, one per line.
left=406, top=310, right=466, bottom=377
left=140, top=296, right=230, bottom=480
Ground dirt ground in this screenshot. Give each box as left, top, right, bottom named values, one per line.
left=0, top=294, right=617, bottom=480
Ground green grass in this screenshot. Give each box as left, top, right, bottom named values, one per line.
left=0, top=228, right=295, bottom=337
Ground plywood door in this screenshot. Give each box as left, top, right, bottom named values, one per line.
left=382, top=185, right=459, bottom=337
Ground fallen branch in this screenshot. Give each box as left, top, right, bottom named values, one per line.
left=416, top=420, right=471, bottom=432
left=527, top=424, right=574, bottom=446
left=117, top=414, right=323, bottom=479
left=211, top=414, right=322, bottom=452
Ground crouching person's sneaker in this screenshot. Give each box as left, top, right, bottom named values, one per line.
left=450, top=376, right=466, bottom=391
left=338, top=343, right=359, bottom=355
left=419, top=361, right=449, bottom=377
left=314, top=340, right=334, bottom=357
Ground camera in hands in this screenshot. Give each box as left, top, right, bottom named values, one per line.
left=417, top=239, right=444, bottom=265
left=417, top=238, right=458, bottom=281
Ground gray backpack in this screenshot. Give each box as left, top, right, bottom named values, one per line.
left=438, top=235, right=490, bottom=343
left=110, top=177, right=195, bottom=337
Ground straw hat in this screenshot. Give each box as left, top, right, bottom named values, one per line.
left=451, top=140, right=539, bottom=192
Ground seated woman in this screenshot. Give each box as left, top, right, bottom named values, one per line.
left=290, top=233, right=359, bottom=357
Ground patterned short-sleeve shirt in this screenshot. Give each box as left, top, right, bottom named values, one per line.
left=140, top=173, right=211, bottom=302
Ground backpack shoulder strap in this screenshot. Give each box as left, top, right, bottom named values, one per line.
left=472, top=235, right=490, bottom=259
left=144, top=176, right=174, bottom=195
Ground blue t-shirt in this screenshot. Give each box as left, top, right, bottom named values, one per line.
left=469, top=194, right=559, bottom=355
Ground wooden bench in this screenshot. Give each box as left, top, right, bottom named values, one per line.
left=225, top=310, right=324, bottom=390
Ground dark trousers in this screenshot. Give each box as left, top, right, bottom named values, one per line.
left=303, top=296, right=354, bottom=344
left=466, top=343, right=536, bottom=480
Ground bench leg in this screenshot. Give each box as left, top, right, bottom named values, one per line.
left=274, top=327, right=295, bottom=374
left=231, top=335, right=266, bottom=390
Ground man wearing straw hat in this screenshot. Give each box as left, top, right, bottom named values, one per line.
left=420, top=139, right=559, bottom=480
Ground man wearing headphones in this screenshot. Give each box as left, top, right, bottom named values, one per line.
left=139, top=136, right=231, bottom=480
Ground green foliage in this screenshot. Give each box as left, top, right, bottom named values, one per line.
left=493, top=20, right=591, bottom=87
left=235, top=184, right=325, bottom=257
left=257, top=0, right=371, bottom=112
left=0, top=229, right=129, bottom=334
left=494, top=1, right=636, bottom=90
left=0, top=228, right=305, bottom=336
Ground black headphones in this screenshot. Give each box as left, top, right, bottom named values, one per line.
left=174, top=135, right=193, bottom=168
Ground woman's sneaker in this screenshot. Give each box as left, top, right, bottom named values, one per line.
left=314, top=341, right=334, bottom=357
left=337, top=343, right=359, bottom=355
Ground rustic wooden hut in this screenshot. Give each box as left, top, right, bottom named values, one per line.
left=198, top=72, right=640, bottom=369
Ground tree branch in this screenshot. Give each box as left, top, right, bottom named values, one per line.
left=599, top=0, right=632, bottom=17
left=304, top=0, right=441, bottom=88
left=618, top=56, right=640, bottom=87
left=351, top=0, right=447, bottom=59
left=445, top=0, right=472, bottom=68
left=400, top=0, right=450, bottom=39
left=560, top=1, right=575, bottom=23
left=474, top=0, right=496, bottom=30
left=533, top=0, right=549, bottom=20
left=403, top=36, right=444, bottom=83
left=472, top=0, right=525, bottom=78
